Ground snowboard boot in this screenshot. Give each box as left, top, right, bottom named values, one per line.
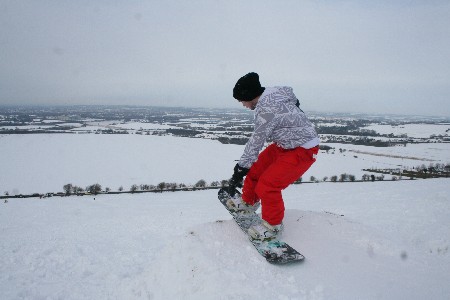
left=248, top=220, right=284, bottom=241
left=226, top=195, right=260, bottom=214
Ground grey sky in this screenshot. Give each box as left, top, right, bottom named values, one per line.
left=1, top=0, right=449, bottom=116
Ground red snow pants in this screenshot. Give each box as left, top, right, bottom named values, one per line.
left=242, top=143, right=318, bottom=225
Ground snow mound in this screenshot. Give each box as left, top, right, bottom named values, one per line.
left=1, top=180, right=449, bottom=300
left=149, top=209, right=444, bottom=299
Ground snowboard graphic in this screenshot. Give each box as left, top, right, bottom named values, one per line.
left=218, top=188, right=304, bottom=264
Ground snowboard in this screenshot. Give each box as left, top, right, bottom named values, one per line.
left=218, top=188, right=304, bottom=264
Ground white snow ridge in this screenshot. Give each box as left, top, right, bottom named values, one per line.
left=1, top=179, right=449, bottom=299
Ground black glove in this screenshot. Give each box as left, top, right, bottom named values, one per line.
left=228, top=163, right=249, bottom=196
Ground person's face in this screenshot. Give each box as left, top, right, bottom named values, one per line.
left=239, top=96, right=259, bottom=110
left=239, top=100, right=255, bottom=110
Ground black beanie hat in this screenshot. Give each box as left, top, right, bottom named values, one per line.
left=233, top=72, right=265, bottom=101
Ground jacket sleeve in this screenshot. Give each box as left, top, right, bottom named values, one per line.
left=238, top=110, right=277, bottom=169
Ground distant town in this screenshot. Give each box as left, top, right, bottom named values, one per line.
left=1, top=105, right=449, bottom=147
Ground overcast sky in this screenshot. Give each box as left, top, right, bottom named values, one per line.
left=1, top=0, right=449, bottom=116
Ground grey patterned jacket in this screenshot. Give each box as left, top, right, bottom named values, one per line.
left=238, top=86, right=319, bottom=169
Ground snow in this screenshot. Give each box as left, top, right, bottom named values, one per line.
left=363, top=124, right=450, bottom=138
left=1, top=179, right=449, bottom=299
left=107, top=122, right=177, bottom=130
left=0, top=134, right=243, bottom=195
left=2, top=134, right=450, bottom=195
left=59, top=123, right=83, bottom=127
left=1, top=130, right=449, bottom=299
left=308, top=142, right=450, bottom=181
left=42, top=120, right=63, bottom=124
left=0, top=125, right=54, bottom=130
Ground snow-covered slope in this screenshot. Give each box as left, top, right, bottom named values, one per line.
left=1, top=179, right=449, bottom=299
left=2, top=133, right=450, bottom=195
left=0, top=134, right=244, bottom=195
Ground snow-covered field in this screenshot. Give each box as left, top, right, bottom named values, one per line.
left=362, top=123, right=450, bottom=138
left=0, top=134, right=243, bottom=195
left=1, top=180, right=449, bottom=299
left=1, top=134, right=450, bottom=195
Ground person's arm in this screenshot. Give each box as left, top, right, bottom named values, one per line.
left=238, top=110, right=277, bottom=169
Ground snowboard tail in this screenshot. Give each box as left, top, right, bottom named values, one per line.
left=218, top=188, right=304, bottom=264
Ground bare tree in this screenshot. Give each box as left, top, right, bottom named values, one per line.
left=87, top=183, right=102, bottom=195
left=73, top=186, right=84, bottom=194
left=130, top=184, right=139, bottom=193
left=195, top=179, right=207, bottom=188
left=63, top=184, right=73, bottom=195
left=157, top=182, right=166, bottom=192
left=339, top=173, right=349, bottom=182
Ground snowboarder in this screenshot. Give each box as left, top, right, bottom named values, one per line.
left=226, top=72, right=320, bottom=241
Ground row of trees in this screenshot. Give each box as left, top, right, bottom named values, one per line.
left=66, top=174, right=385, bottom=196
left=10, top=165, right=434, bottom=199
left=414, top=163, right=450, bottom=174
left=307, top=174, right=357, bottom=183
left=305, top=173, right=391, bottom=183
left=16, top=173, right=394, bottom=198
left=363, top=162, right=450, bottom=180
left=61, top=179, right=229, bottom=195
left=64, top=183, right=103, bottom=195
